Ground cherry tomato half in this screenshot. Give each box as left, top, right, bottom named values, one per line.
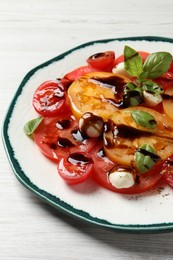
left=33, top=80, right=66, bottom=116
left=33, top=104, right=98, bottom=162
left=91, top=141, right=163, bottom=194
left=87, top=51, right=115, bottom=71
left=161, top=154, right=173, bottom=188
left=58, top=153, right=94, bottom=184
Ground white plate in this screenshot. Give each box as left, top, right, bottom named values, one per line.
left=3, top=36, right=173, bottom=233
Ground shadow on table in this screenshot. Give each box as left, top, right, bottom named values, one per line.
left=38, top=198, right=173, bottom=260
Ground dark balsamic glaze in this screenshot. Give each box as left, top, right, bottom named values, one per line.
left=89, top=76, right=127, bottom=108
left=68, top=153, right=93, bottom=165
left=97, top=147, right=106, bottom=158
left=114, top=124, right=152, bottom=139
left=56, top=119, right=71, bottom=130
left=88, top=52, right=107, bottom=60
left=91, top=76, right=126, bottom=94
left=103, top=135, right=114, bottom=148
left=136, top=148, right=160, bottom=162
left=162, top=93, right=173, bottom=100
left=71, top=128, right=87, bottom=142
left=49, top=143, right=57, bottom=150
left=104, top=120, right=154, bottom=149
left=57, top=137, right=75, bottom=148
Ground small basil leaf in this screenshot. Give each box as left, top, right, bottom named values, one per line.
left=131, top=110, right=157, bottom=129
left=123, top=83, right=143, bottom=107
left=124, top=46, right=143, bottom=77
left=123, top=82, right=138, bottom=91
left=134, top=144, right=160, bottom=173
left=141, top=80, right=164, bottom=94
left=143, top=52, right=172, bottom=79
left=24, top=117, right=43, bottom=136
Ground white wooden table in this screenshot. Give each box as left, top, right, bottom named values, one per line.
left=1, top=0, right=173, bottom=259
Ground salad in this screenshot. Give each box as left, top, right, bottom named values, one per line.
left=24, top=45, right=173, bottom=194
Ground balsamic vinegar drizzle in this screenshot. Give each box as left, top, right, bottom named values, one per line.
left=68, top=153, right=93, bottom=165
left=104, top=120, right=173, bottom=144
left=89, top=76, right=126, bottom=108
left=71, top=128, right=87, bottom=142
left=113, top=124, right=152, bottom=139
left=56, top=119, right=71, bottom=129
left=136, top=148, right=160, bottom=162
left=97, top=147, right=106, bottom=158
left=89, top=75, right=173, bottom=109
left=42, top=73, right=173, bottom=180
left=57, top=137, right=75, bottom=148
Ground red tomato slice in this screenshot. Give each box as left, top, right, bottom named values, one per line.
left=33, top=106, right=98, bottom=162
left=91, top=141, right=163, bottom=194
left=161, top=62, right=173, bottom=80
left=91, top=141, right=116, bottom=189
left=33, top=80, right=66, bottom=116
left=161, top=155, right=173, bottom=188
left=114, top=51, right=150, bottom=65
left=87, top=51, right=115, bottom=71
left=63, top=65, right=99, bottom=83
left=162, top=72, right=173, bottom=80
left=58, top=153, right=94, bottom=184
left=169, top=61, right=173, bottom=73
left=153, top=78, right=173, bottom=90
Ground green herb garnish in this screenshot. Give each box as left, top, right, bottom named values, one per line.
left=24, top=117, right=43, bottom=137
left=141, top=80, right=164, bottom=94
left=131, top=110, right=157, bottom=129
left=123, top=83, right=143, bottom=107
left=124, top=46, right=172, bottom=80
left=134, top=144, right=160, bottom=173
left=123, top=46, right=172, bottom=108
left=143, top=52, right=172, bottom=79
left=124, top=46, right=143, bottom=77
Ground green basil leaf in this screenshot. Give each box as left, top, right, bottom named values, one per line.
left=134, top=144, right=160, bottom=173
left=24, top=117, right=43, bottom=136
left=141, top=80, right=164, bottom=94
left=124, top=46, right=143, bottom=77
left=131, top=110, right=157, bottom=129
left=123, top=83, right=143, bottom=107
left=143, top=52, right=172, bottom=79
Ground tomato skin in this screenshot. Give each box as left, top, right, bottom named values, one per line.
left=153, top=78, right=173, bottom=90
left=114, top=51, right=150, bottom=65
left=91, top=141, right=116, bottom=190
left=58, top=153, right=94, bottom=184
left=63, top=65, right=99, bottom=83
left=33, top=105, right=98, bottom=162
left=87, top=51, right=115, bottom=71
left=91, top=141, right=163, bottom=194
left=33, top=80, right=66, bottom=116
left=161, top=61, right=173, bottom=80
left=169, top=61, right=173, bottom=73
left=161, top=155, right=173, bottom=188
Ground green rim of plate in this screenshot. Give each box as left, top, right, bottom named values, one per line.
left=2, top=36, right=173, bottom=233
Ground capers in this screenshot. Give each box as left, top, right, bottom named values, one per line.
left=79, top=112, right=104, bottom=138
